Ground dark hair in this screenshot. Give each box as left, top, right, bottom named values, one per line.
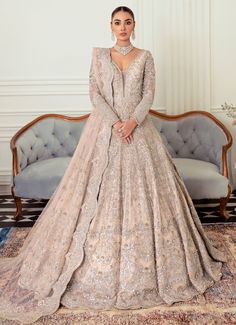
left=111, top=6, right=135, bottom=21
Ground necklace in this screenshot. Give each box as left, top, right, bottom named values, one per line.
left=114, top=43, right=134, bottom=56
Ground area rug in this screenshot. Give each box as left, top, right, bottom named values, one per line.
left=0, top=224, right=235, bottom=325
left=0, top=228, right=11, bottom=246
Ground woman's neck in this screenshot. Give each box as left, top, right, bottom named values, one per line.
left=115, top=40, right=131, bottom=47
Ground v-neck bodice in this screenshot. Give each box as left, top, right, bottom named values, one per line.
left=109, top=48, right=145, bottom=74
left=89, top=47, right=155, bottom=123
left=109, top=51, right=146, bottom=120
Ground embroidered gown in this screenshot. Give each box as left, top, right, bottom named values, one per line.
left=0, top=47, right=227, bottom=324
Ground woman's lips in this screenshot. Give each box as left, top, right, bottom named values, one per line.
left=120, top=33, right=127, bottom=36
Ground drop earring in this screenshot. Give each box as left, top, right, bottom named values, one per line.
left=111, top=31, right=115, bottom=41
left=132, top=30, right=136, bottom=40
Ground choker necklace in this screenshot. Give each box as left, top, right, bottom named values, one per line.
left=114, top=43, right=134, bottom=55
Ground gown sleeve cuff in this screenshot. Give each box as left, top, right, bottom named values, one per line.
left=111, top=117, right=121, bottom=127
left=130, top=114, right=141, bottom=126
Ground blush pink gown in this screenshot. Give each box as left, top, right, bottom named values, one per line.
left=0, top=47, right=227, bottom=324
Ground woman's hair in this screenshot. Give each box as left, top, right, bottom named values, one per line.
left=111, top=6, right=135, bottom=21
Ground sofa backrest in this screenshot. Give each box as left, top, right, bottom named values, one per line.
left=150, top=112, right=230, bottom=172
left=16, top=117, right=87, bottom=171
left=14, top=111, right=232, bottom=176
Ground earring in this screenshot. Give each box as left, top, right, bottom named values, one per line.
left=111, top=31, right=115, bottom=41
left=132, top=30, right=136, bottom=40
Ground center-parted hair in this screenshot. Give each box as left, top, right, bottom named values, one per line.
left=111, top=6, right=135, bottom=21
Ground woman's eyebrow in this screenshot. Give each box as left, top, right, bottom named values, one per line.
left=114, top=19, right=132, bottom=22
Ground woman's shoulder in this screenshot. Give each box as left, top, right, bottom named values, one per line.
left=91, top=46, right=153, bottom=59
left=134, top=48, right=153, bottom=60
left=141, top=49, right=154, bottom=62
left=92, top=47, right=108, bottom=53
left=142, top=48, right=153, bottom=57
left=92, top=46, right=151, bottom=52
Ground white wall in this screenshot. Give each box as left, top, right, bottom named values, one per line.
left=0, top=0, right=236, bottom=193
left=210, top=0, right=236, bottom=187
left=211, top=0, right=236, bottom=108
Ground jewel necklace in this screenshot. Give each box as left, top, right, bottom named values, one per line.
left=114, top=43, right=134, bottom=55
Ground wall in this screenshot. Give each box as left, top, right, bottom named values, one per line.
left=0, top=0, right=236, bottom=193
left=210, top=0, right=236, bottom=186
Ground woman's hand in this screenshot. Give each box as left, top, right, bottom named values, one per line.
left=113, top=121, right=131, bottom=144
left=113, top=118, right=137, bottom=144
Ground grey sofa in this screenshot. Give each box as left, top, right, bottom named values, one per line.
left=11, top=110, right=232, bottom=220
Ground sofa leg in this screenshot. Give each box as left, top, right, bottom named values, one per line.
left=11, top=187, right=22, bottom=221
left=15, top=197, right=23, bottom=221
left=218, top=185, right=231, bottom=220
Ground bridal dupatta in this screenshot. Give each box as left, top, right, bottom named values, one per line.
left=0, top=48, right=120, bottom=324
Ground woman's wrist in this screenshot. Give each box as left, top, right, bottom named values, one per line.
left=113, top=120, right=121, bottom=129
left=130, top=117, right=138, bottom=127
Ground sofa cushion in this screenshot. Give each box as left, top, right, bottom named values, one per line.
left=173, top=158, right=229, bottom=199
left=15, top=155, right=229, bottom=201
left=14, top=157, right=71, bottom=199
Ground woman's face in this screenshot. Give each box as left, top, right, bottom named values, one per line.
left=111, top=11, right=135, bottom=42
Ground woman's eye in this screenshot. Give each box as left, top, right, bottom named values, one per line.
left=114, top=22, right=120, bottom=25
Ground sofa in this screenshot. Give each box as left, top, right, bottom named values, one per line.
left=10, top=110, right=233, bottom=220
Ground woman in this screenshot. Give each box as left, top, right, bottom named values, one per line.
left=0, top=6, right=227, bottom=324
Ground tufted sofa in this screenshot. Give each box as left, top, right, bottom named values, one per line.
left=11, top=110, right=232, bottom=220
left=11, top=113, right=89, bottom=219
left=150, top=110, right=233, bottom=219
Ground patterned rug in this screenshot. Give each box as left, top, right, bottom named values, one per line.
left=0, top=224, right=235, bottom=325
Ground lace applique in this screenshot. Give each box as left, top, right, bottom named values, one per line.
left=89, top=47, right=120, bottom=126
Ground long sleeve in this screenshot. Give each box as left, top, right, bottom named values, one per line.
left=89, top=48, right=120, bottom=127
left=130, top=50, right=156, bottom=126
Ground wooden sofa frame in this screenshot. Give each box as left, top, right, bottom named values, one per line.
left=11, top=110, right=232, bottom=221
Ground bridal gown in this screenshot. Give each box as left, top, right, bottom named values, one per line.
left=0, top=47, right=227, bottom=324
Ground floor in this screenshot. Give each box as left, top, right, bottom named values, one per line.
left=0, top=191, right=236, bottom=228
